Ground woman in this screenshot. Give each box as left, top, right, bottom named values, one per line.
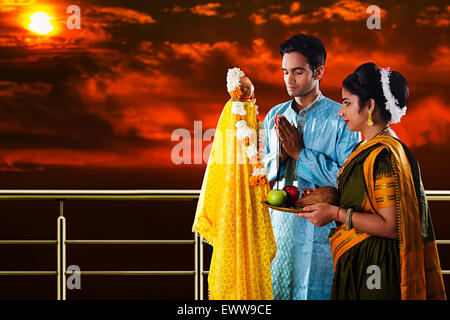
left=296, top=62, right=446, bottom=300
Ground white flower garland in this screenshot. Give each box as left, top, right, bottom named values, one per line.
left=231, top=101, right=246, bottom=116
left=251, top=166, right=266, bottom=177
left=235, top=120, right=252, bottom=140
left=227, top=67, right=245, bottom=93
left=231, top=102, right=266, bottom=161
left=245, top=144, right=258, bottom=159
left=257, top=122, right=266, bottom=160
left=227, top=67, right=267, bottom=185
left=379, top=68, right=407, bottom=124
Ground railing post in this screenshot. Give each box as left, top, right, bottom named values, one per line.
left=194, top=232, right=198, bottom=300
left=57, top=200, right=66, bottom=300
left=200, top=235, right=204, bottom=300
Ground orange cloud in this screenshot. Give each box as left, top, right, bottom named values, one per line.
left=190, top=3, right=221, bottom=17
left=290, top=2, right=301, bottom=14
left=0, top=81, right=56, bottom=135
left=391, top=96, right=450, bottom=148
left=165, top=39, right=282, bottom=85
left=166, top=41, right=235, bottom=63
left=0, top=0, right=36, bottom=13
left=317, top=0, right=372, bottom=21
left=0, top=81, right=52, bottom=97
left=0, top=6, right=17, bottom=13
left=270, top=13, right=305, bottom=25
left=0, top=36, right=17, bottom=46
left=249, top=13, right=266, bottom=25
left=171, top=6, right=187, bottom=13
left=323, top=39, right=450, bottom=98
left=321, top=37, right=450, bottom=90
left=0, top=146, right=174, bottom=170
left=169, top=3, right=233, bottom=18
left=269, top=0, right=387, bottom=25
left=87, top=6, right=156, bottom=24
left=416, top=5, right=449, bottom=27
left=119, top=103, right=189, bottom=141
left=81, top=69, right=192, bottom=140
left=428, top=45, right=450, bottom=73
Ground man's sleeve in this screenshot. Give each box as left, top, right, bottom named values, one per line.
left=294, top=119, right=360, bottom=187
left=262, top=111, right=285, bottom=182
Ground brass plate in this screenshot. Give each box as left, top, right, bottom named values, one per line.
left=263, top=201, right=304, bottom=213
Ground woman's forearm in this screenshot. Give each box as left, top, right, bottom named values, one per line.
left=336, top=207, right=398, bottom=239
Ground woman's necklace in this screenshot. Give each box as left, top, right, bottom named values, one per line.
left=359, top=126, right=390, bottom=149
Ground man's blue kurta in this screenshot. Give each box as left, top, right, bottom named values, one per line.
left=263, top=92, right=360, bottom=299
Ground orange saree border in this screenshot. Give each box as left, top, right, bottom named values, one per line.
left=329, top=225, right=371, bottom=270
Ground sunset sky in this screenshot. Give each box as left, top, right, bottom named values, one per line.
left=0, top=0, right=448, bottom=189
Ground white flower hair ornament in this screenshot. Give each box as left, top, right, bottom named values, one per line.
left=379, top=67, right=407, bottom=124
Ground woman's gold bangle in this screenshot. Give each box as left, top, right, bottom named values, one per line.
left=345, top=208, right=354, bottom=230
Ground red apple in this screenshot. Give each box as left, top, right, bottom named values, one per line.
left=283, top=186, right=300, bottom=207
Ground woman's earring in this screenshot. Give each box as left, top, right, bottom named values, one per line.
left=367, top=111, right=374, bottom=126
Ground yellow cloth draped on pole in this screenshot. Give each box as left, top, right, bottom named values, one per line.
left=192, top=98, right=276, bottom=300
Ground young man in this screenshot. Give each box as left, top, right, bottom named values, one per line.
left=263, top=34, right=360, bottom=299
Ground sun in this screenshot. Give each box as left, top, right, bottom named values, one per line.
left=28, top=12, right=54, bottom=35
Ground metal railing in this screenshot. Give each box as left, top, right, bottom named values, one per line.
left=0, top=189, right=449, bottom=300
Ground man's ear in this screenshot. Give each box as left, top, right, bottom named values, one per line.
left=314, top=65, right=324, bottom=81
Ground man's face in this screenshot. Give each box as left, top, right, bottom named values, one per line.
left=282, top=52, right=321, bottom=98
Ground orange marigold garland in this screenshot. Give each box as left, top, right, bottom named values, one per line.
left=249, top=163, right=268, bottom=186
left=229, top=88, right=243, bottom=100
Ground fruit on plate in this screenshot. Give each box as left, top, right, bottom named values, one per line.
left=267, top=189, right=288, bottom=207
left=282, top=186, right=300, bottom=207
left=295, top=186, right=339, bottom=206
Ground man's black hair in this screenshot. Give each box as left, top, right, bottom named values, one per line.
left=280, top=34, right=327, bottom=73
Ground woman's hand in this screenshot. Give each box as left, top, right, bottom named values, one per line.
left=297, top=203, right=399, bottom=239
left=295, top=203, right=338, bottom=227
